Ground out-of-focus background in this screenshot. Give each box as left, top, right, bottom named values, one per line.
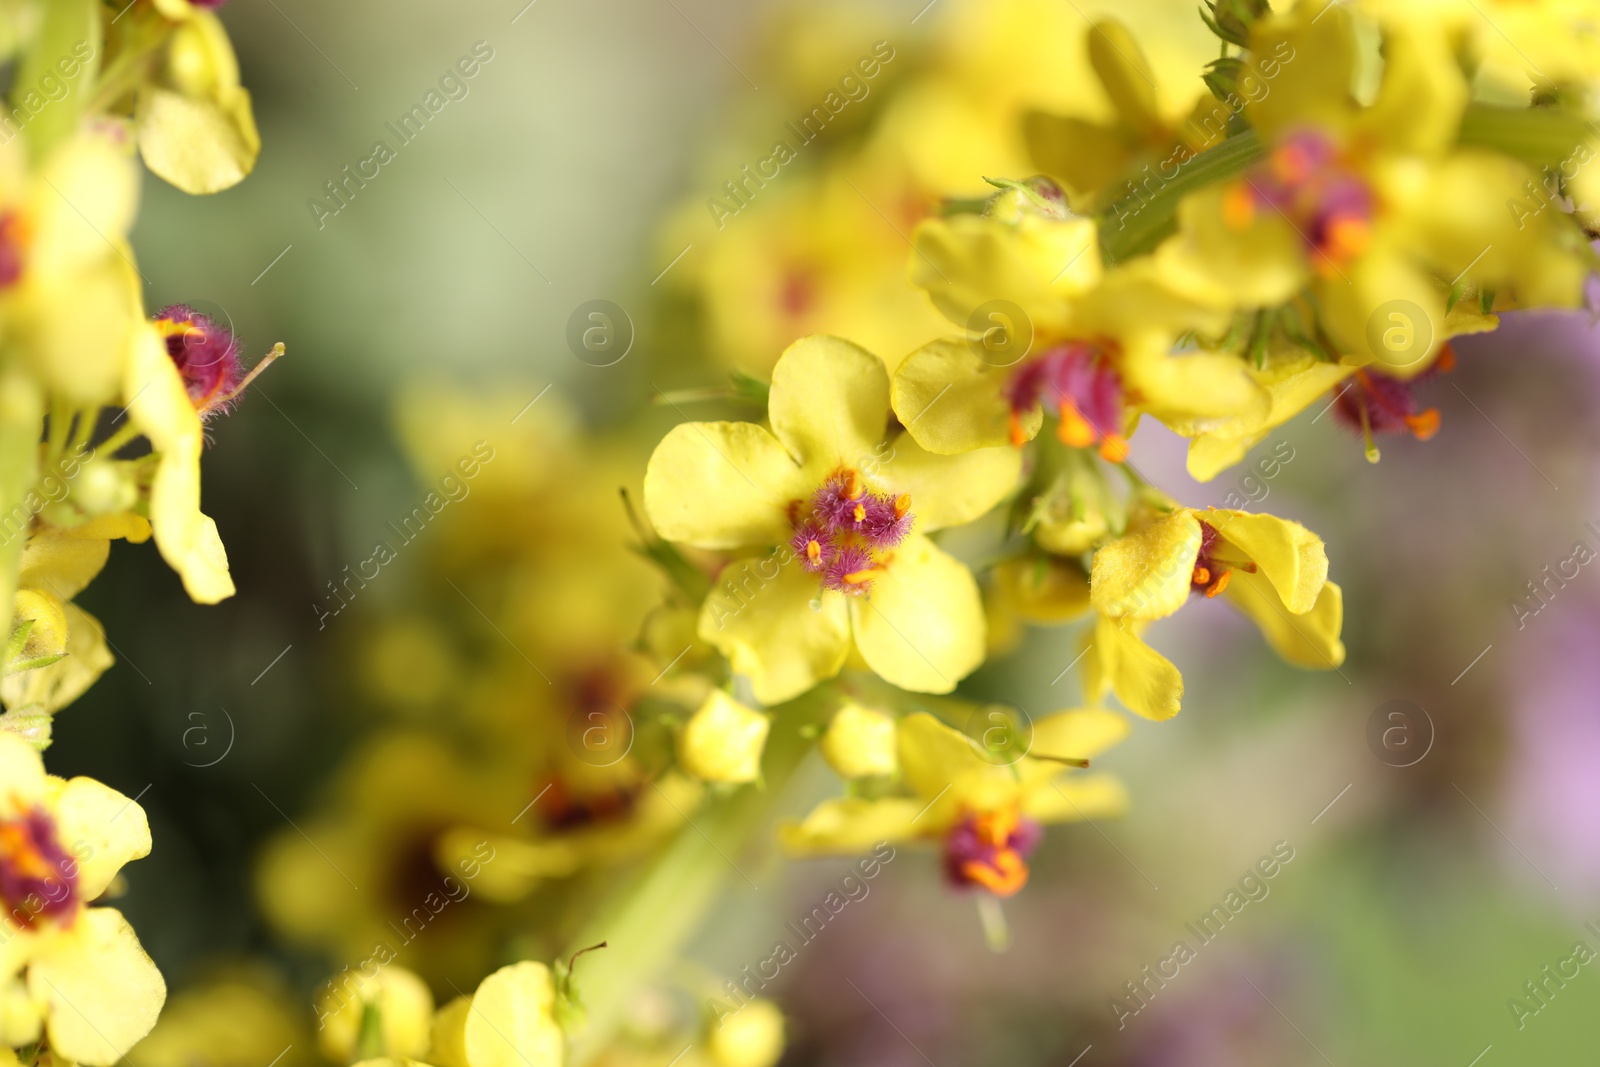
left=62, top=0, right=1600, bottom=1063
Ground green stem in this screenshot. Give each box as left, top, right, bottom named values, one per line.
left=1096, top=129, right=1264, bottom=264
left=563, top=697, right=822, bottom=1064
left=1456, top=103, right=1593, bottom=168
left=95, top=420, right=144, bottom=459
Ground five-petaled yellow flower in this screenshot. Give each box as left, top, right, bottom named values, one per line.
left=644, top=335, right=1021, bottom=704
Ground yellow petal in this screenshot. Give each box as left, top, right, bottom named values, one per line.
left=1199, top=509, right=1328, bottom=614
left=0, top=732, right=47, bottom=814
left=820, top=701, right=898, bottom=779
left=137, top=87, right=261, bottom=194
left=51, top=774, right=153, bottom=900
left=910, top=213, right=1099, bottom=334
left=1318, top=246, right=1446, bottom=376
left=2, top=603, right=114, bottom=714
left=18, top=533, right=112, bottom=602
left=1159, top=184, right=1308, bottom=307
left=897, top=711, right=985, bottom=804
left=697, top=553, right=851, bottom=705
left=1244, top=1, right=1359, bottom=139
left=766, top=336, right=890, bottom=474
left=28, top=135, right=139, bottom=278
left=31, top=908, right=166, bottom=1066
left=1028, top=707, right=1129, bottom=764
left=1020, top=772, right=1129, bottom=823
left=891, top=337, right=1039, bottom=454
left=430, top=996, right=473, bottom=1067
left=1224, top=572, right=1346, bottom=669
left=778, top=796, right=922, bottom=855
left=125, top=323, right=235, bottom=603
left=643, top=422, right=799, bottom=550
left=679, top=690, right=770, bottom=783
left=1089, top=510, right=1202, bottom=621
left=1086, top=616, right=1184, bottom=721
left=463, top=962, right=564, bottom=1067
left=850, top=535, right=984, bottom=695
left=316, top=966, right=433, bottom=1063
left=871, top=433, right=1020, bottom=532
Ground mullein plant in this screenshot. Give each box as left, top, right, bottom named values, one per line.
left=93, top=0, right=1600, bottom=1065
left=614, top=0, right=1600, bottom=1027
left=0, top=0, right=278, bottom=1062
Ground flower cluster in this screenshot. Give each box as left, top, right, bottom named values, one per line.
left=46, top=0, right=1600, bottom=1063
left=0, top=1, right=277, bottom=1063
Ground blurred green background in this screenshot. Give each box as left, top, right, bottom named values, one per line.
left=55, top=1, right=1600, bottom=1063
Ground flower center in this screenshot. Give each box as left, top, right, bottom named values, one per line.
left=1332, top=345, right=1452, bottom=462
left=1190, top=519, right=1255, bottom=599
left=789, top=467, right=913, bottom=596
left=0, top=807, right=78, bottom=926
left=1003, top=343, right=1128, bottom=462
left=155, top=304, right=246, bottom=413
left=943, top=806, right=1041, bottom=897
left=0, top=211, right=29, bottom=290
left=1224, top=130, right=1375, bottom=278
left=536, top=775, right=640, bottom=832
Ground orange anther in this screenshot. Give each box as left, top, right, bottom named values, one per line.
left=1192, top=566, right=1211, bottom=587
left=893, top=494, right=912, bottom=519
left=961, top=850, right=1030, bottom=897
left=1435, top=343, right=1457, bottom=373
left=844, top=470, right=864, bottom=500
left=1008, top=411, right=1029, bottom=447
left=1098, top=433, right=1130, bottom=464
left=1205, top=570, right=1232, bottom=598
left=1404, top=408, right=1441, bottom=441
left=1056, top=400, right=1096, bottom=449
left=1223, top=182, right=1257, bottom=229
left=806, top=539, right=822, bottom=564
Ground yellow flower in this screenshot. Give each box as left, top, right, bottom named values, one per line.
left=429, top=961, right=564, bottom=1067
left=781, top=709, right=1127, bottom=896
left=644, top=336, right=1021, bottom=704
left=137, top=10, right=261, bottom=194
left=128, top=967, right=311, bottom=1067
left=679, top=691, right=769, bottom=784
left=122, top=317, right=235, bottom=603
left=1158, top=1, right=1589, bottom=374
left=317, top=965, right=434, bottom=1064
left=255, top=732, right=523, bottom=985
left=1024, top=17, right=1213, bottom=211
left=705, top=999, right=783, bottom=1067
left=0, top=733, right=164, bottom=1065
left=0, top=131, right=142, bottom=407
left=896, top=210, right=1265, bottom=457
left=1086, top=506, right=1344, bottom=719
left=819, top=700, right=898, bottom=779
left=1354, top=0, right=1600, bottom=88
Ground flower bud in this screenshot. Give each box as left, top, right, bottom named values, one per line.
left=708, top=999, right=785, bottom=1067
left=680, top=691, right=769, bottom=784
left=315, top=965, right=432, bottom=1064
left=820, top=701, right=897, bottom=779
